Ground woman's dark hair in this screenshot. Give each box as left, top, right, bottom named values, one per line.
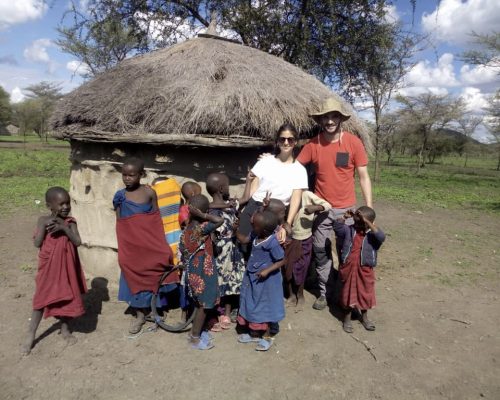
left=274, top=123, right=300, bottom=157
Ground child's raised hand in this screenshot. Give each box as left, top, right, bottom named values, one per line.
left=343, top=209, right=355, bottom=219
left=262, top=191, right=272, bottom=208
left=246, top=168, right=256, bottom=181
left=188, top=205, right=203, bottom=218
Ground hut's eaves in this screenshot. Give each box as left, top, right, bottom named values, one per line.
left=51, top=36, right=370, bottom=149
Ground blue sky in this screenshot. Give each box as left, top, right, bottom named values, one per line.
left=0, top=0, right=499, bottom=141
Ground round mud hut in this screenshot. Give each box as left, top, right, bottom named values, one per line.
left=51, top=33, right=369, bottom=281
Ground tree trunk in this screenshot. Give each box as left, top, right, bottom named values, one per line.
left=464, top=152, right=468, bottom=168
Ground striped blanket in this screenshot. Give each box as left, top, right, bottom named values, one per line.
left=152, top=178, right=182, bottom=265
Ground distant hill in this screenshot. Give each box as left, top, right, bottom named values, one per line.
left=436, top=127, right=484, bottom=146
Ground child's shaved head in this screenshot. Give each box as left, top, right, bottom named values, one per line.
left=188, top=194, right=209, bottom=213
left=265, top=198, right=286, bottom=223
left=122, top=157, right=144, bottom=173
left=206, top=173, right=229, bottom=196
left=357, top=206, right=376, bottom=223
left=45, top=186, right=69, bottom=203
left=181, top=181, right=201, bottom=200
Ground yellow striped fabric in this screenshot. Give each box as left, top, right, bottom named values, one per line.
left=153, top=178, right=182, bottom=265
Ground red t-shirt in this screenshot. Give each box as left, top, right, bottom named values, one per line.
left=296, top=132, right=368, bottom=208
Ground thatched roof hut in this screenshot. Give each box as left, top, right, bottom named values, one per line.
left=51, top=34, right=369, bottom=280
left=52, top=35, right=368, bottom=147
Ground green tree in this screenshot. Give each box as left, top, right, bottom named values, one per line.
left=22, top=82, right=63, bottom=141
left=0, top=86, right=12, bottom=128
left=396, top=93, right=464, bottom=171
left=461, top=31, right=500, bottom=71
left=483, top=90, right=500, bottom=170
left=12, top=99, right=42, bottom=137
left=58, top=0, right=408, bottom=96
left=456, top=115, right=483, bottom=167
left=351, top=17, right=425, bottom=181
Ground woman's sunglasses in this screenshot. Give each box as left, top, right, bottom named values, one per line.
left=278, top=137, right=297, bottom=145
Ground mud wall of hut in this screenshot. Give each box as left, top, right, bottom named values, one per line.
left=69, top=141, right=268, bottom=282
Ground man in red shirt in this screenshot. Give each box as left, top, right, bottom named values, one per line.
left=296, top=98, right=372, bottom=310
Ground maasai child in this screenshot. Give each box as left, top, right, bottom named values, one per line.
left=22, top=187, right=87, bottom=355
left=179, top=194, right=223, bottom=350
left=205, top=172, right=253, bottom=330
left=236, top=210, right=285, bottom=351
left=285, top=191, right=331, bottom=311
left=179, top=181, right=202, bottom=228
left=336, top=206, right=385, bottom=333
left=114, top=158, right=176, bottom=334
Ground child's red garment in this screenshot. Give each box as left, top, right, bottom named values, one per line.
left=339, top=232, right=376, bottom=310
left=116, top=210, right=177, bottom=294
left=179, top=204, right=189, bottom=226
left=32, top=217, right=87, bottom=318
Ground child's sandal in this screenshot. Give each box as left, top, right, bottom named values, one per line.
left=219, top=315, right=232, bottom=330
left=210, top=322, right=223, bottom=332
left=237, top=333, right=260, bottom=343
left=255, top=338, right=273, bottom=351
left=190, top=337, right=214, bottom=350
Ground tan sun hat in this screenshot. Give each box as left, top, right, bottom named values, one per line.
left=309, top=97, right=351, bottom=121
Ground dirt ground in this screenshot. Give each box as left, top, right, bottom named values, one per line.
left=0, top=201, right=499, bottom=400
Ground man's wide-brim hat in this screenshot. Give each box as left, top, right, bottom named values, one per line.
left=310, top=97, right=351, bottom=121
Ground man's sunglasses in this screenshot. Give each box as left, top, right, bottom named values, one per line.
left=277, top=137, right=297, bottom=145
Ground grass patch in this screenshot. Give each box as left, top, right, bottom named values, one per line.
left=0, top=135, right=68, bottom=146
left=0, top=148, right=71, bottom=213
left=370, top=156, right=500, bottom=213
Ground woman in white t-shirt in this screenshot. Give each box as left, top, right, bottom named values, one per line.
left=239, top=123, right=309, bottom=243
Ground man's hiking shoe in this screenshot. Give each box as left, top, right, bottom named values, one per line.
left=312, top=296, right=327, bottom=310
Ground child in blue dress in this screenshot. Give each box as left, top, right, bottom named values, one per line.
left=236, top=210, right=285, bottom=351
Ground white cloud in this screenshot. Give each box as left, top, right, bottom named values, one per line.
left=384, top=5, right=399, bottom=23
left=460, top=63, right=500, bottom=86
left=422, top=0, right=500, bottom=45
left=23, top=38, right=58, bottom=73
left=66, top=60, right=90, bottom=76
left=0, top=0, right=47, bottom=29
left=397, top=86, right=449, bottom=97
left=405, top=53, right=460, bottom=88
left=24, top=38, right=52, bottom=63
left=460, top=87, right=490, bottom=113
left=10, top=87, right=25, bottom=103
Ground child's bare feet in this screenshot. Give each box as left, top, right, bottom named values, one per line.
left=342, top=310, right=353, bottom=333
left=285, top=296, right=297, bottom=307
left=129, top=313, right=145, bottom=334
left=61, top=319, right=78, bottom=345
left=21, top=334, right=35, bottom=355
left=295, top=295, right=305, bottom=312
left=360, top=310, right=375, bottom=331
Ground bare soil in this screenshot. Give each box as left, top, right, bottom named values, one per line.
left=1, top=201, right=499, bottom=400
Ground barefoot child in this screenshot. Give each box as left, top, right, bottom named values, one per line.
left=22, top=187, right=87, bottom=355
left=236, top=210, right=285, bottom=351
left=337, top=206, right=385, bottom=333
left=179, top=194, right=223, bottom=350
left=206, top=172, right=252, bottom=330
left=285, top=191, right=331, bottom=311
left=114, top=158, right=176, bottom=334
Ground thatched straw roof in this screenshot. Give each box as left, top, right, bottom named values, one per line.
left=52, top=35, right=369, bottom=149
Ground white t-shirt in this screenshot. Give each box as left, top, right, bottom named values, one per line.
left=251, top=156, right=308, bottom=205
